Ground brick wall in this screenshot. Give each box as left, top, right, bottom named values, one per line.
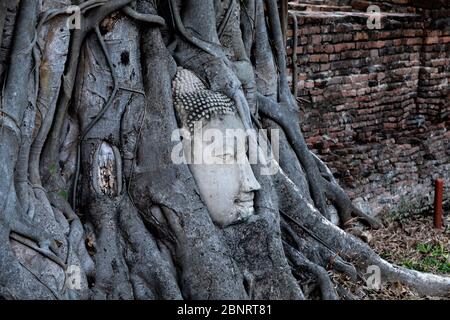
left=289, top=0, right=449, bottom=13
left=286, top=5, right=449, bottom=214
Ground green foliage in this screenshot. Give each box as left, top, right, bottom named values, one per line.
left=379, top=251, right=392, bottom=259
left=49, top=163, right=57, bottom=175
left=401, top=243, right=450, bottom=273
left=58, top=189, right=68, bottom=200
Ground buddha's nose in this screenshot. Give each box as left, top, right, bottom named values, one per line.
left=240, top=161, right=261, bottom=193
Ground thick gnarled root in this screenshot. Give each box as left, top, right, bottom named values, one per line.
left=276, top=169, right=450, bottom=298
left=257, top=92, right=382, bottom=230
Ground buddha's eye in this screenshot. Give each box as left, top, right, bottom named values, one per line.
left=245, top=141, right=250, bottom=158
left=217, top=153, right=235, bottom=163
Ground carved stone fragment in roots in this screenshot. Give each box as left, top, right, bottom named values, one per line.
left=92, top=142, right=122, bottom=197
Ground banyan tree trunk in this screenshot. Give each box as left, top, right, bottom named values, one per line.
left=0, top=0, right=448, bottom=300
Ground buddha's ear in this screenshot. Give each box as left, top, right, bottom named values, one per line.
left=171, top=128, right=190, bottom=165
left=173, top=106, right=183, bottom=128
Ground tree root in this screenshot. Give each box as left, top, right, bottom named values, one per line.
left=288, top=10, right=298, bottom=97
left=281, top=218, right=358, bottom=281
left=168, top=0, right=224, bottom=58
left=257, top=93, right=382, bottom=229
left=42, top=0, right=134, bottom=187
left=285, top=244, right=339, bottom=300
left=257, top=93, right=332, bottom=220
left=9, top=233, right=66, bottom=269
left=276, top=169, right=450, bottom=297
left=1, top=0, right=448, bottom=301
left=122, top=5, right=166, bottom=26
left=71, top=26, right=119, bottom=208
left=264, top=0, right=291, bottom=102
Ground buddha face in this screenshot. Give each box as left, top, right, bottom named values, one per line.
left=182, top=114, right=261, bottom=227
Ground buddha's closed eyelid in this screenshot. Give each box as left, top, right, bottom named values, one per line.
left=215, top=152, right=235, bottom=159
left=215, top=145, right=235, bottom=156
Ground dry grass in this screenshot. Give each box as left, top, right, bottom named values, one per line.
left=371, top=213, right=449, bottom=275
left=333, top=206, right=449, bottom=300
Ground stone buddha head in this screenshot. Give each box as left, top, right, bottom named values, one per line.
left=173, top=68, right=261, bottom=227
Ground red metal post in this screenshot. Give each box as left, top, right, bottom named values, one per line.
left=434, top=179, right=444, bottom=229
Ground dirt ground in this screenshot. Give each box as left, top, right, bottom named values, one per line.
left=333, top=204, right=449, bottom=300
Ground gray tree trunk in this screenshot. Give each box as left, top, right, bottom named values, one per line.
left=0, top=0, right=448, bottom=300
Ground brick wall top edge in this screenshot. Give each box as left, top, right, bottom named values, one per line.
left=288, top=0, right=450, bottom=10
left=290, top=11, right=421, bottom=19
left=289, top=11, right=423, bottom=26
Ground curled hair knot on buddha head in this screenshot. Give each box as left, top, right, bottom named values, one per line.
left=172, top=67, right=237, bottom=131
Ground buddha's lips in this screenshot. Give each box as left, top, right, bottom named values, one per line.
left=235, top=193, right=254, bottom=208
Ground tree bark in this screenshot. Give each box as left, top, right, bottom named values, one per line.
left=0, top=0, right=448, bottom=300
